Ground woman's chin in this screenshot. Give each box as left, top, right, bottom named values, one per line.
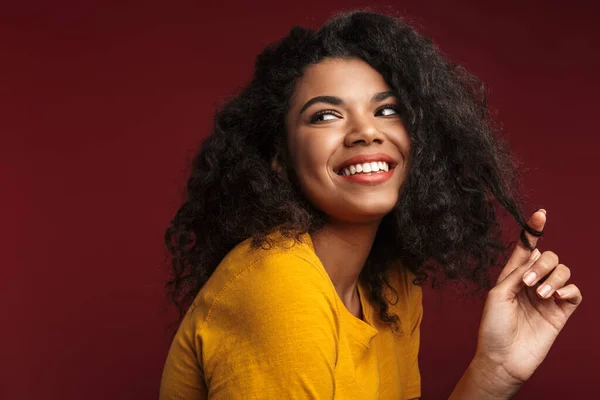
left=324, top=203, right=397, bottom=224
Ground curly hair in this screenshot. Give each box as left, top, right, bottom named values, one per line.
left=164, top=10, right=542, bottom=334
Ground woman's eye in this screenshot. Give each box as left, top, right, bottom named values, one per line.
left=310, top=111, right=341, bottom=123
left=376, top=105, right=399, bottom=117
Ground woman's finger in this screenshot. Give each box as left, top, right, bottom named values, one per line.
left=496, top=209, right=546, bottom=284
left=528, top=263, right=571, bottom=299
left=493, top=246, right=542, bottom=297
left=520, top=250, right=560, bottom=289
left=553, top=284, right=583, bottom=316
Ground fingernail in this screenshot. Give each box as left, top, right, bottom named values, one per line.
left=529, top=248, right=540, bottom=262
left=538, top=284, right=552, bottom=298
left=555, top=289, right=563, bottom=297
left=523, top=271, right=537, bottom=286
left=538, top=209, right=547, bottom=215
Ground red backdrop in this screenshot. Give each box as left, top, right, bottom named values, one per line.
left=2, top=1, right=598, bottom=398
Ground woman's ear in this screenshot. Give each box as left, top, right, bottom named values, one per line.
left=271, top=150, right=285, bottom=175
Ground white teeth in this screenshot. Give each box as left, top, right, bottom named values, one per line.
left=338, top=161, right=391, bottom=176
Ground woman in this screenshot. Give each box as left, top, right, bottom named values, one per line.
left=160, top=10, right=582, bottom=399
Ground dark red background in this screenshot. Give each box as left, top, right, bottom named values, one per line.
left=2, top=1, right=598, bottom=398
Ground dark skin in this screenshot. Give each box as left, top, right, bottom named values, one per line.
left=284, top=57, right=582, bottom=399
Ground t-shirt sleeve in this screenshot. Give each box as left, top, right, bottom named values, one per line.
left=402, top=269, right=423, bottom=399
left=198, top=253, right=339, bottom=399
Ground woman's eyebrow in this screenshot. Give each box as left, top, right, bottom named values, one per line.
left=298, top=91, right=398, bottom=116
left=372, top=90, right=397, bottom=103
left=299, top=95, right=342, bottom=116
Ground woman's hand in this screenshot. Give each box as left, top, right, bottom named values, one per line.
left=474, top=209, right=583, bottom=391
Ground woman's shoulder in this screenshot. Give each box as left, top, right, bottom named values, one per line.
left=216, top=229, right=329, bottom=287
left=186, top=230, right=337, bottom=326
left=224, top=230, right=323, bottom=273
left=168, top=231, right=342, bottom=395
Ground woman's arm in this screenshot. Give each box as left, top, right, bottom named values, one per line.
left=449, top=356, right=520, bottom=399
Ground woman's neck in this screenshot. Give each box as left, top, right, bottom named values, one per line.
left=311, top=221, right=380, bottom=312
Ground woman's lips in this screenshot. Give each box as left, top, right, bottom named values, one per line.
left=334, top=152, right=397, bottom=174
left=337, top=168, right=394, bottom=184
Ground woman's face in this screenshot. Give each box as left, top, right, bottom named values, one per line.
left=284, top=57, right=411, bottom=224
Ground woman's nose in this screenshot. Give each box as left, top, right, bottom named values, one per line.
left=344, top=116, right=384, bottom=146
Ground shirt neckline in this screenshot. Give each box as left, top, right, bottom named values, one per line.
left=302, top=232, right=379, bottom=336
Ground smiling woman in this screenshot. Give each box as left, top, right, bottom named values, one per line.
left=285, top=58, right=411, bottom=225
left=160, top=9, right=582, bottom=400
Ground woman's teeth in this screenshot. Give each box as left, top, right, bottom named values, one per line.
left=340, top=161, right=390, bottom=176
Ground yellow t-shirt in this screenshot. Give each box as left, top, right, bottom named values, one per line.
left=160, top=231, right=423, bottom=399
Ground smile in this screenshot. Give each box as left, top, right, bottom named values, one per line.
left=333, top=152, right=398, bottom=184
left=338, top=169, right=394, bottom=184
left=338, top=161, right=390, bottom=176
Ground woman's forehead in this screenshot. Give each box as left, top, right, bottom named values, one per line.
left=290, top=58, right=392, bottom=109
